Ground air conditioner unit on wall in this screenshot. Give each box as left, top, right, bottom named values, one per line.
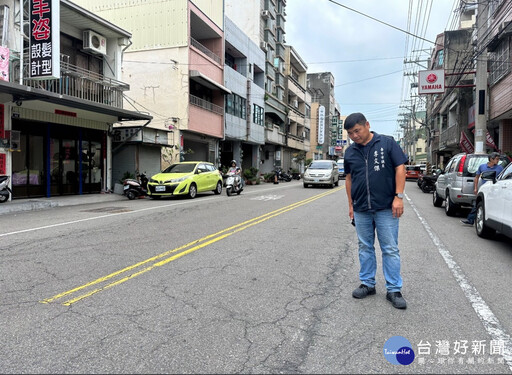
left=261, top=10, right=270, bottom=19
left=260, top=41, right=268, bottom=51
left=83, top=30, right=107, bottom=55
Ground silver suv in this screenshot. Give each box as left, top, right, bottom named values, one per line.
left=433, top=153, right=510, bottom=216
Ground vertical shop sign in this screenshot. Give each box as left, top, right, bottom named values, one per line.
left=317, top=105, right=325, bottom=145
left=0, top=153, right=5, bottom=174
left=0, top=103, right=4, bottom=138
left=0, top=46, right=9, bottom=81
left=29, top=0, right=60, bottom=79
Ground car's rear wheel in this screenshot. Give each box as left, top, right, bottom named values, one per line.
left=188, top=183, right=197, bottom=199
left=303, top=183, right=308, bottom=188
left=475, top=200, right=495, bottom=238
left=433, top=190, right=443, bottom=207
left=444, top=191, right=458, bottom=216
left=214, top=181, right=222, bottom=195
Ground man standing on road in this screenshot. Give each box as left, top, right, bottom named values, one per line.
left=460, top=152, right=504, bottom=225
left=344, top=113, right=408, bottom=309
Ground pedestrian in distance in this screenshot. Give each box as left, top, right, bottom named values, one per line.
left=343, top=112, right=408, bottom=309
left=460, top=152, right=504, bottom=225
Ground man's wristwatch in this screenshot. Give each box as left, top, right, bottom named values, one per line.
left=395, top=193, right=404, bottom=199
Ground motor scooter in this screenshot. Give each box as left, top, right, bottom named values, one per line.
left=224, top=172, right=243, bottom=196
left=0, top=175, right=12, bottom=203
left=123, top=173, right=149, bottom=200
left=420, top=172, right=438, bottom=193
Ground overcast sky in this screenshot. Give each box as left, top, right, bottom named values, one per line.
left=285, top=0, right=459, bottom=137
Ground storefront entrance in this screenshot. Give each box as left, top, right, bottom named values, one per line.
left=12, top=120, right=104, bottom=199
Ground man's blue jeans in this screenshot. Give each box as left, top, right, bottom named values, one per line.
left=353, top=209, right=403, bottom=292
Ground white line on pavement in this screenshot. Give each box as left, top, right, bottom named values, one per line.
left=406, top=194, right=512, bottom=371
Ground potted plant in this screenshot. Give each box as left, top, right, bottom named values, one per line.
left=243, top=167, right=259, bottom=185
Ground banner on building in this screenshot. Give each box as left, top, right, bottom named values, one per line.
left=317, top=105, right=325, bottom=145
left=486, top=131, right=499, bottom=151
left=29, top=0, right=60, bottom=79
left=418, top=69, right=445, bottom=95
left=0, top=46, right=8, bottom=81
left=459, top=131, right=474, bottom=154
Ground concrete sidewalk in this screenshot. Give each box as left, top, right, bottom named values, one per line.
left=0, top=192, right=126, bottom=216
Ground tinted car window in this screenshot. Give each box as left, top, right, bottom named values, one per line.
left=309, top=161, right=333, bottom=169
left=162, top=163, right=196, bottom=173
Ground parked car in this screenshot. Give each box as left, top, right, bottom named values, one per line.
left=147, top=161, right=223, bottom=199
left=433, top=153, right=510, bottom=216
left=336, top=159, right=345, bottom=179
left=474, top=162, right=512, bottom=239
left=303, top=160, right=339, bottom=188
left=405, top=165, right=423, bottom=180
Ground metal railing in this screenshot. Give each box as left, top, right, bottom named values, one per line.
left=22, top=61, right=129, bottom=108
left=190, top=37, right=222, bottom=65
left=189, top=94, right=224, bottom=115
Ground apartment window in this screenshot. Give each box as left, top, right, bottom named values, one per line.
left=225, top=94, right=246, bottom=120
left=489, top=39, right=510, bottom=85
left=435, top=50, right=444, bottom=68
left=253, top=104, right=264, bottom=126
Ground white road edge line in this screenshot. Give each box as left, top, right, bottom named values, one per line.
left=406, top=194, right=512, bottom=370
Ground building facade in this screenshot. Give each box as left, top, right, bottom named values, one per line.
left=72, top=0, right=229, bottom=175
left=0, top=0, right=151, bottom=200
left=222, top=16, right=266, bottom=172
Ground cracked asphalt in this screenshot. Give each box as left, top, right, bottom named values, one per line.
left=1, top=180, right=511, bottom=374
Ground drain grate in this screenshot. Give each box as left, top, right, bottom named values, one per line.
left=82, top=206, right=132, bottom=213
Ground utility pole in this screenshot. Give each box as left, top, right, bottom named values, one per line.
left=474, top=2, right=487, bottom=153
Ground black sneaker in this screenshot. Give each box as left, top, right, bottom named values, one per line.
left=460, top=219, right=473, bottom=225
left=352, top=284, right=376, bottom=299
left=386, top=292, right=407, bottom=309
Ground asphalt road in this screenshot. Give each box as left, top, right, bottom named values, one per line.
left=1, top=180, right=511, bottom=374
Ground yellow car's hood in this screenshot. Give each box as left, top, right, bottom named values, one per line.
left=151, top=172, right=192, bottom=183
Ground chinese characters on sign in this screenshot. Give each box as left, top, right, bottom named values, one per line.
left=317, top=105, right=325, bottom=145
left=29, top=0, right=60, bottom=79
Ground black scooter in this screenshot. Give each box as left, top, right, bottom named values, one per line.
left=123, top=173, right=149, bottom=200
left=419, top=173, right=438, bottom=193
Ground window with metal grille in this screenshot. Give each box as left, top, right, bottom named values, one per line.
left=489, top=39, right=510, bottom=85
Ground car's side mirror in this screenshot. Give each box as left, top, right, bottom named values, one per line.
left=480, top=170, right=497, bottom=183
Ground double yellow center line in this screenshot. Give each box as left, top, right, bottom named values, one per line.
left=42, top=187, right=343, bottom=306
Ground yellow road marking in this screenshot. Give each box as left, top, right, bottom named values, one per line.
left=41, top=187, right=344, bottom=305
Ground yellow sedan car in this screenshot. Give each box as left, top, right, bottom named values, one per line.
left=147, top=161, right=223, bottom=199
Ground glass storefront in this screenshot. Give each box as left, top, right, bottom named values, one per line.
left=12, top=120, right=104, bottom=199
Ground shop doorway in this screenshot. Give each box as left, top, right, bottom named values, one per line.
left=12, top=120, right=104, bottom=199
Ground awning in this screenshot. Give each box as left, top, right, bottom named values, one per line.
left=0, top=80, right=152, bottom=122
left=190, top=70, right=231, bottom=94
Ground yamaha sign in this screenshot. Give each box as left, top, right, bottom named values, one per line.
left=418, top=69, right=445, bottom=95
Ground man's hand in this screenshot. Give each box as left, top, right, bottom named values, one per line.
left=392, top=197, right=404, bottom=218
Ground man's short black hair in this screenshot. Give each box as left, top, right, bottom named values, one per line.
left=344, top=112, right=367, bottom=130
left=489, top=152, right=500, bottom=160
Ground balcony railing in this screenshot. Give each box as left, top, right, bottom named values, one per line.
left=190, top=37, right=222, bottom=65
left=22, top=61, right=129, bottom=108
left=189, top=94, right=224, bottom=115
